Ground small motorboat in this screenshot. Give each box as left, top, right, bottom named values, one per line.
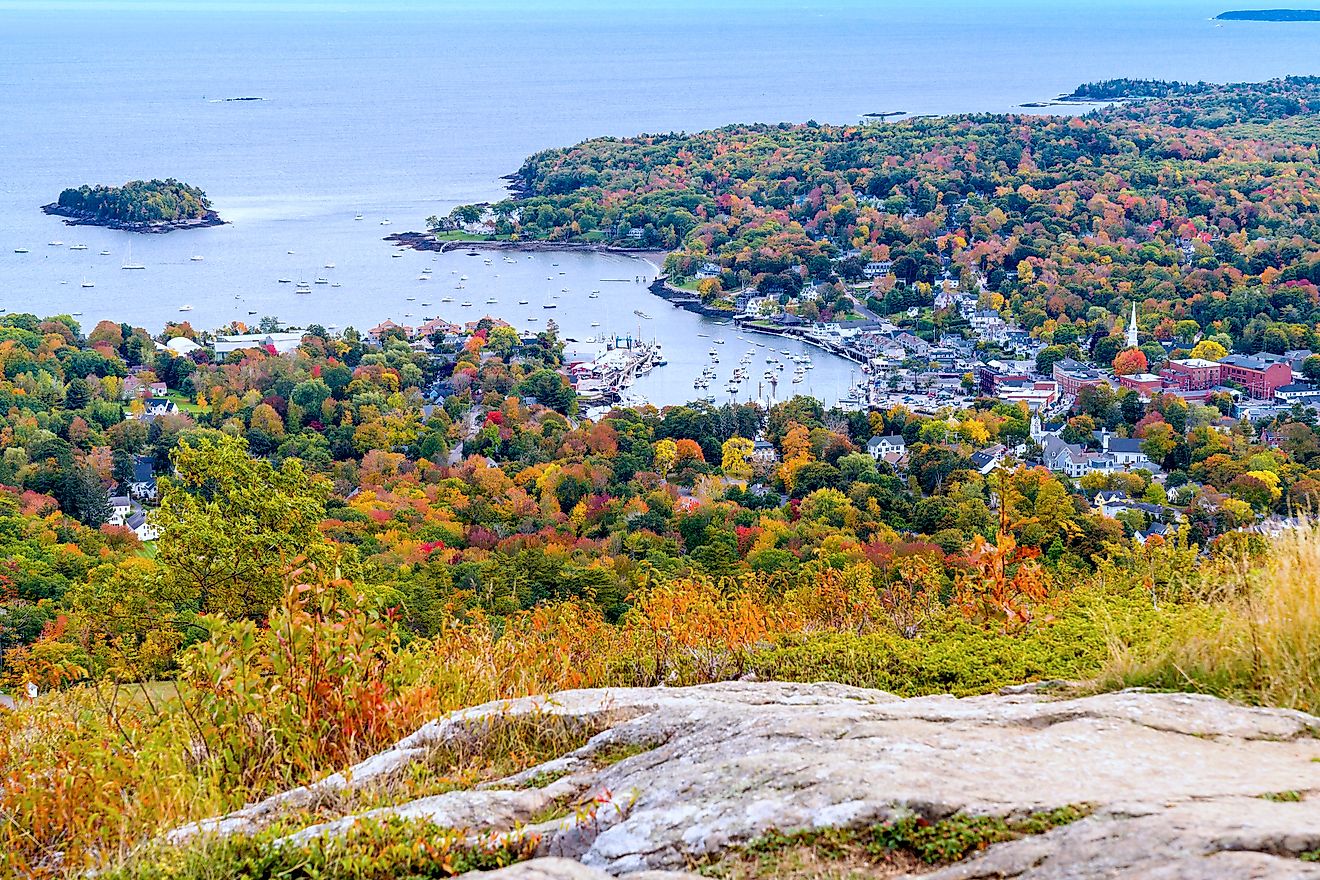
left=179, top=304, right=194, bottom=312
left=190, top=255, right=204, bottom=262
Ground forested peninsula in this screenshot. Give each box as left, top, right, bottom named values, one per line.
left=42, top=178, right=223, bottom=232
left=1216, top=9, right=1320, bottom=21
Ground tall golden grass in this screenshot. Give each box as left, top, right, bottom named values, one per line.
left=1102, top=523, right=1320, bottom=715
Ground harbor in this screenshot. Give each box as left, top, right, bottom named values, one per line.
left=568, top=335, right=666, bottom=404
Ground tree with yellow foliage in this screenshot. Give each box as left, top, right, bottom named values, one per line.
left=653, top=438, right=677, bottom=475
left=1189, top=339, right=1228, bottom=361
left=721, top=437, right=755, bottom=481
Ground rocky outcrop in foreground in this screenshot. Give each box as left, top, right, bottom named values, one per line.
left=171, top=682, right=1320, bottom=879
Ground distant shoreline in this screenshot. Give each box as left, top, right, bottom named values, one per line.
left=385, top=231, right=664, bottom=265
left=41, top=203, right=225, bottom=234
left=1215, top=9, right=1320, bottom=22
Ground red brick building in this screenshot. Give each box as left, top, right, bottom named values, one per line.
left=1160, top=358, right=1221, bottom=392
left=1052, top=358, right=1103, bottom=396
left=1118, top=372, right=1164, bottom=398
left=1218, top=354, right=1293, bottom=400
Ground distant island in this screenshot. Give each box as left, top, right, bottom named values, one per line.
left=1216, top=9, right=1320, bottom=21
left=42, top=178, right=223, bottom=233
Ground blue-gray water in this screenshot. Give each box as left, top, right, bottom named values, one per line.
left=2, top=0, right=1317, bottom=405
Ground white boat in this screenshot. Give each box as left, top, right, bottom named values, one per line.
left=589, top=291, right=600, bottom=298
left=518, top=299, right=529, bottom=305
left=190, top=255, right=204, bottom=262
left=461, top=301, right=473, bottom=307
left=590, top=321, right=600, bottom=327
left=380, top=219, right=391, bottom=226
left=459, top=275, right=468, bottom=281
left=417, top=275, right=430, bottom=281
left=100, top=250, right=111, bottom=256
left=278, top=278, right=292, bottom=283
left=287, top=250, right=295, bottom=254
left=295, top=286, right=312, bottom=295
left=179, top=304, right=194, bottom=312
left=48, top=241, right=63, bottom=247
left=354, top=214, right=364, bottom=221
left=70, top=244, right=88, bottom=251
left=13, top=248, right=29, bottom=254
left=543, top=302, right=558, bottom=309
left=421, top=267, right=432, bottom=274
left=526, top=316, right=539, bottom=322
left=81, top=278, right=94, bottom=288
left=441, top=296, right=453, bottom=302
left=121, top=243, right=145, bottom=270
left=324, top=262, right=335, bottom=269
left=332, top=283, right=342, bottom=288
left=486, top=297, right=498, bottom=304
left=392, top=253, right=403, bottom=258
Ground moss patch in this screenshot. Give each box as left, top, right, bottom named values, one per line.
left=700, top=806, right=1091, bottom=879
left=1260, top=790, right=1305, bottom=802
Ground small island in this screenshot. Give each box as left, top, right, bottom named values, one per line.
left=42, top=178, right=223, bottom=232
left=1216, top=9, right=1320, bottom=21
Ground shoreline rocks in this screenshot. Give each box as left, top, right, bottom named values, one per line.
left=40, top=203, right=226, bottom=234
left=383, top=231, right=656, bottom=259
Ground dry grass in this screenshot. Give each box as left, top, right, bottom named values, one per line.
left=1102, top=524, right=1320, bottom=715
left=702, top=845, right=926, bottom=880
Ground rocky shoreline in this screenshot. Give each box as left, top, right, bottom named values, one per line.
left=384, top=231, right=662, bottom=258
left=40, top=204, right=225, bottom=234
left=647, top=276, right=736, bottom=318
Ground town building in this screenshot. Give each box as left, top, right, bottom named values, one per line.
left=1161, top=358, right=1222, bottom=392
left=1218, top=354, right=1293, bottom=400
left=1052, top=358, right=1103, bottom=396
left=1118, top=372, right=1164, bottom=398
left=213, top=332, right=305, bottom=356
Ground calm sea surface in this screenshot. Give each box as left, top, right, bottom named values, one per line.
left=2, top=0, right=1317, bottom=405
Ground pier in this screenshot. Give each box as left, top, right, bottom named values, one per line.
left=568, top=335, right=664, bottom=403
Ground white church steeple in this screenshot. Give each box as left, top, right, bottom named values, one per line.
left=1125, top=301, right=1138, bottom=349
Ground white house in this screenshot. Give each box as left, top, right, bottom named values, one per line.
left=126, top=509, right=159, bottom=542
left=866, top=435, right=907, bottom=460
left=108, top=495, right=133, bottom=526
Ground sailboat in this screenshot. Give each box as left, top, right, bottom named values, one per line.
left=121, top=242, right=145, bottom=270
left=81, top=277, right=94, bottom=288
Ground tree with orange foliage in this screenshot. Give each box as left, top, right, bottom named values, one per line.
left=1111, top=348, right=1149, bottom=376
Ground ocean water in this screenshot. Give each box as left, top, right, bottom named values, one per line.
left=1, top=0, right=1318, bottom=406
